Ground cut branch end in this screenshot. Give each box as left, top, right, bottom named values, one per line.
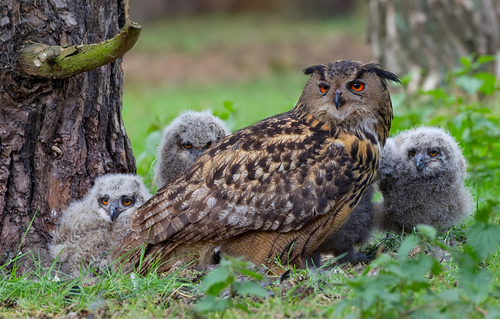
left=18, top=22, right=142, bottom=79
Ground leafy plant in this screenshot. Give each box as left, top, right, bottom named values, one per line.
left=194, top=255, right=267, bottom=315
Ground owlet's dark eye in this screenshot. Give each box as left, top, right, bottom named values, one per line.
left=318, top=82, right=330, bottom=94
left=206, top=141, right=212, bottom=149
left=122, top=198, right=133, bottom=206
left=409, top=149, right=416, bottom=157
left=183, top=142, right=192, bottom=149
left=429, top=150, right=438, bottom=157
left=350, top=81, right=365, bottom=92
left=101, top=197, right=109, bottom=205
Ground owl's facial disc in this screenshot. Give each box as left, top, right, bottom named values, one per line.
left=410, top=149, right=441, bottom=172
left=108, top=195, right=136, bottom=221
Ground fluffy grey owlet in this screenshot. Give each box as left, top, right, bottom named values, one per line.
left=48, top=173, right=151, bottom=276
left=375, top=126, right=474, bottom=233
left=153, top=110, right=230, bottom=189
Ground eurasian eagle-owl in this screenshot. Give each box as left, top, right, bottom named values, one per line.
left=115, top=60, right=400, bottom=274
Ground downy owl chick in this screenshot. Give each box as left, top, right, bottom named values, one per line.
left=154, top=110, right=230, bottom=189
left=376, top=126, right=474, bottom=233
left=49, top=174, right=151, bottom=276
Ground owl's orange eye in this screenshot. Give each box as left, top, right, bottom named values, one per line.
left=123, top=198, right=132, bottom=206
left=429, top=150, right=438, bottom=157
left=350, top=81, right=364, bottom=92
left=206, top=141, right=212, bottom=149
left=183, top=142, right=192, bottom=149
left=409, top=150, right=416, bottom=157
left=101, top=197, right=109, bottom=205
left=318, top=83, right=330, bottom=94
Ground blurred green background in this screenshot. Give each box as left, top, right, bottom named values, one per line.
left=123, top=2, right=372, bottom=184
left=122, top=1, right=500, bottom=201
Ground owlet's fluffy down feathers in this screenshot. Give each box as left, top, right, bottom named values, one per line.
left=49, top=174, right=151, bottom=276
left=376, top=126, right=474, bottom=233
left=115, top=61, right=400, bottom=275
left=154, top=110, right=230, bottom=189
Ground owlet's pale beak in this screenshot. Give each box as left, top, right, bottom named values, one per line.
left=109, top=202, right=122, bottom=222
left=414, top=153, right=426, bottom=171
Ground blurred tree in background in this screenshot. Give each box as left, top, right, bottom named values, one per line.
left=367, top=0, right=500, bottom=92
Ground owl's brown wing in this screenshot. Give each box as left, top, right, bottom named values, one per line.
left=131, top=114, right=364, bottom=246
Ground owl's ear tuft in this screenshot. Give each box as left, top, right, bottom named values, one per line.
left=303, top=65, right=326, bottom=76
left=361, top=63, right=401, bottom=84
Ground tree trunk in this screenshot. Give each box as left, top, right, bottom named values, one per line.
left=368, top=0, right=500, bottom=92
left=0, top=0, right=136, bottom=270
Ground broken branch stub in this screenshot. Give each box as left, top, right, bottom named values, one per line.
left=18, top=21, right=142, bottom=79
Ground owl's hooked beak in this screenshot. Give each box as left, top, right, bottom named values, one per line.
left=414, top=153, right=426, bottom=171
left=334, top=89, right=344, bottom=110
left=109, top=202, right=122, bottom=222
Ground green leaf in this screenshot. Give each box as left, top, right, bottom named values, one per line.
left=213, top=110, right=229, bottom=120
left=193, top=295, right=230, bottom=313
left=400, top=255, right=434, bottom=283
left=459, top=56, right=472, bottom=69
left=398, top=235, right=419, bottom=260
left=416, top=224, right=437, bottom=239
left=205, top=281, right=231, bottom=296
left=467, top=221, right=500, bottom=260
left=486, top=305, right=500, bottom=319
left=239, top=268, right=264, bottom=280
left=233, top=281, right=267, bottom=298
left=193, top=295, right=217, bottom=312
left=369, top=253, right=393, bottom=268
left=477, top=55, right=497, bottom=64
left=199, top=266, right=231, bottom=294
left=437, top=289, right=461, bottom=303
left=475, top=72, right=497, bottom=95
left=458, top=267, right=492, bottom=303
left=453, top=247, right=479, bottom=276
left=424, top=88, right=448, bottom=100
left=223, top=100, right=235, bottom=112
left=235, top=303, right=251, bottom=313
left=455, top=75, right=484, bottom=95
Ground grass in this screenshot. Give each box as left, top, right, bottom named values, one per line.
left=3, top=11, right=500, bottom=319
left=2, top=222, right=499, bottom=318
left=131, top=13, right=366, bottom=55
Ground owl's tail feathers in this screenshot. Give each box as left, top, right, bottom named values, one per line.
left=111, top=232, right=179, bottom=276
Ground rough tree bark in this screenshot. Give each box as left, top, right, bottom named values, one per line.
left=0, top=0, right=137, bottom=270
left=368, top=0, right=500, bottom=92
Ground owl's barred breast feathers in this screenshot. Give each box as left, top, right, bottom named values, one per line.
left=119, top=61, right=400, bottom=271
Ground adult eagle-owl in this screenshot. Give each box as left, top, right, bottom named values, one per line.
left=115, top=60, right=400, bottom=274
